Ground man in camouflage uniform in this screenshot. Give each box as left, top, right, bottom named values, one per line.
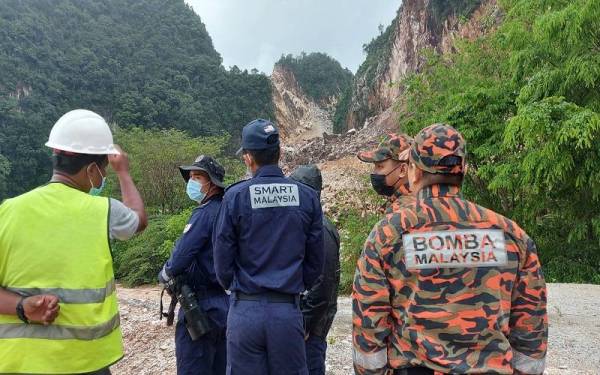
left=357, top=133, right=413, bottom=214
left=352, top=124, right=548, bottom=375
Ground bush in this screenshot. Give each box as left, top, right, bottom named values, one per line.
left=113, top=209, right=191, bottom=286
left=336, top=209, right=381, bottom=294
left=107, top=128, right=246, bottom=286
left=531, top=222, right=600, bottom=284
left=107, top=127, right=232, bottom=214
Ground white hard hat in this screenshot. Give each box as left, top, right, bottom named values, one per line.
left=45, top=109, right=120, bottom=155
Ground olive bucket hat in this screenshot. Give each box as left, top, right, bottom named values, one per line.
left=179, top=155, right=226, bottom=188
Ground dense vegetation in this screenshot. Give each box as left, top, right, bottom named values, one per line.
left=333, top=21, right=398, bottom=133
left=333, top=0, right=484, bottom=134
left=276, top=52, right=353, bottom=104
left=400, top=0, right=600, bottom=283
left=429, top=0, right=483, bottom=28
left=108, top=128, right=245, bottom=286
left=337, top=208, right=381, bottom=294
left=0, top=0, right=273, bottom=199
left=113, top=0, right=600, bottom=288
left=113, top=209, right=191, bottom=287
left=2, top=0, right=598, bottom=288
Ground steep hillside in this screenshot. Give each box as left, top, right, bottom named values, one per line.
left=0, top=0, right=273, bottom=198
left=334, top=0, right=498, bottom=132
left=303, top=0, right=600, bottom=286
left=282, top=1, right=499, bottom=166
left=397, top=0, right=600, bottom=283
left=271, top=53, right=352, bottom=142
left=272, top=65, right=334, bottom=142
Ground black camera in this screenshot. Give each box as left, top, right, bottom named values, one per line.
left=160, top=277, right=214, bottom=341
left=177, top=283, right=213, bottom=340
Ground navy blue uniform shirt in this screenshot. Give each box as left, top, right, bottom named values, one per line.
left=165, top=194, right=225, bottom=294
left=213, top=165, right=324, bottom=294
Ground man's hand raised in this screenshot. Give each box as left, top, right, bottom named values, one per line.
left=108, top=144, right=130, bottom=174
left=107, top=144, right=148, bottom=232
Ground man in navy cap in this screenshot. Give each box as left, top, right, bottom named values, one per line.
left=213, top=119, right=325, bottom=375
left=159, top=155, right=229, bottom=375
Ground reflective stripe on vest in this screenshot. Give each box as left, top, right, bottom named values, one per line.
left=0, top=313, right=119, bottom=340
left=5, top=278, right=116, bottom=304
left=0, top=183, right=124, bottom=373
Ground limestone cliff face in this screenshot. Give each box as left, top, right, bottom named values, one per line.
left=8, top=84, right=32, bottom=100
left=271, top=64, right=336, bottom=143
left=344, top=0, right=499, bottom=131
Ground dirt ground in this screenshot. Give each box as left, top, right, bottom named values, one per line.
left=112, top=283, right=600, bottom=375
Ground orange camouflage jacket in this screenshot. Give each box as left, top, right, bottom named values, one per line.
left=382, top=184, right=414, bottom=215
left=352, top=184, right=547, bottom=374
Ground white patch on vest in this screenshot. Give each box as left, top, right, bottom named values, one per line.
left=183, top=224, right=192, bottom=233
left=403, top=229, right=507, bottom=269
left=249, top=183, right=300, bottom=209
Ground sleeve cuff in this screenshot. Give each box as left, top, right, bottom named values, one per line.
left=353, top=347, right=388, bottom=371
left=159, top=266, right=171, bottom=284
left=513, top=350, right=546, bottom=374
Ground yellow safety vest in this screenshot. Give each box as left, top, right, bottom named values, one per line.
left=0, top=183, right=123, bottom=374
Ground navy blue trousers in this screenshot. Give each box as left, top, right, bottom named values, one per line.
left=226, top=298, right=308, bottom=375
left=305, top=335, right=327, bottom=375
left=175, top=295, right=229, bottom=375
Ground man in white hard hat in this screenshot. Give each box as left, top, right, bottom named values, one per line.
left=0, top=109, right=148, bottom=374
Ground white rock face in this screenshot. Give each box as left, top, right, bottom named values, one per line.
left=345, top=0, right=500, bottom=131
left=8, top=84, right=33, bottom=100
left=271, top=65, right=335, bottom=144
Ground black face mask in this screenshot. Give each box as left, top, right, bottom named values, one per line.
left=370, top=163, right=403, bottom=197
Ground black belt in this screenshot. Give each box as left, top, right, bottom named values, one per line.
left=197, top=288, right=227, bottom=300
left=235, top=291, right=296, bottom=303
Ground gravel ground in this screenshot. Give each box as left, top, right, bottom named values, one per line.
left=112, top=283, right=600, bottom=375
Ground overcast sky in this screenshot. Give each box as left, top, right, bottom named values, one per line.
left=185, top=0, right=401, bottom=74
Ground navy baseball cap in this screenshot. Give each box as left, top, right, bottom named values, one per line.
left=237, top=119, right=280, bottom=155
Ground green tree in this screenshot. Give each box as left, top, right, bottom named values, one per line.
left=106, top=126, right=246, bottom=286
left=110, top=127, right=231, bottom=213
left=398, top=0, right=600, bottom=282
left=112, top=209, right=192, bottom=286
left=0, top=0, right=273, bottom=198
left=0, top=154, right=11, bottom=199
left=276, top=52, right=353, bottom=104
left=335, top=0, right=485, bottom=133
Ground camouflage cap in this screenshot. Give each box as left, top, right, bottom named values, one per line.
left=357, top=133, right=413, bottom=163
left=410, top=123, right=466, bottom=174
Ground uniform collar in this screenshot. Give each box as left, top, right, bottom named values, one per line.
left=197, top=192, right=223, bottom=208
left=254, top=165, right=284, bottom=178
left=417, top=184, right=461, bottom=200
left=391, top=183, right=411, bottom=202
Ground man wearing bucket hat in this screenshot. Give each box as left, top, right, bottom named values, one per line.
left=0, top=109, right=147, bottom=374
left=357, top=133, right=413, bottom=214
left=353, top=124, right=547, bottom=375
left=213, top=119, right=324, bottom=375
left=159, top=155, right=229, bottom=375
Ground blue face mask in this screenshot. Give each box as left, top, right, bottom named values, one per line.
left=186, top=179, right=206, bottom=203
left=89, top=164, right=106, bottom=196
